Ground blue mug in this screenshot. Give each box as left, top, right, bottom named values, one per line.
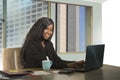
left=42, top=60, right=52, bottom=71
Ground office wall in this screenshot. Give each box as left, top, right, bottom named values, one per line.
left=102, top=0, right=120, bottom=67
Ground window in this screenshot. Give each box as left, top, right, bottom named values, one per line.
left=6, top=0, right=48, bottom=48
left=51, top=3, right=92, bottom=53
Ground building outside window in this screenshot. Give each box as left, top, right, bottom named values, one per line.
left=6, top=0, right=48, bottom=48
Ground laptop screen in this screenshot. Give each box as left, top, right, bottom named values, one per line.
left=85, top=44, right=105, bottom=71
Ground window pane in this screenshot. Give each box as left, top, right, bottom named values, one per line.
left=79, top=6, right=85, bottom=52
left=57, top=4, right=67, bottom=52
left=6, top=0, right=48, bottom=48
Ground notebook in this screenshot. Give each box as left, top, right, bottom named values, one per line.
left=0, top=70, right=32, bottom=77
left=62, top=44, right=105, bottom=72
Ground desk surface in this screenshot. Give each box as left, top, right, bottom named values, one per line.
left=2, top=64, right=120, bottom=80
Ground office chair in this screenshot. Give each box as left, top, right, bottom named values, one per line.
left=2, top=47, right=23, bottom=70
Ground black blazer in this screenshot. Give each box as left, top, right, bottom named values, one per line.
left=23, top=40, right=73, bottom=69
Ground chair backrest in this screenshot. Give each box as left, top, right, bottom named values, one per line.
left=2, top=48, right=23, bottom=70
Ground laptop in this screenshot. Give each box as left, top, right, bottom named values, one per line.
left=60, top=44, right=105, bottom=73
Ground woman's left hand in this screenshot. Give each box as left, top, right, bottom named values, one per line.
left=67, top=60, right=85, bottom=68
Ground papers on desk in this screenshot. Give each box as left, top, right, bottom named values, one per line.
left=32, top=70, right=59, bottom=76
left=32, top=71, right=51, bottom=75
left=52, top=70, right=59, bottom=73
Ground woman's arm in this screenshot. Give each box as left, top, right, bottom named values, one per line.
left=48, top=42, right=84, bottom=69
left=48, top=42, right=74, bottom=69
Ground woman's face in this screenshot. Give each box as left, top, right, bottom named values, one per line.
left=43, top=24, right=53, bottom=40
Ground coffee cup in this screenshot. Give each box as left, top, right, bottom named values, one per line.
left=42, top=60, right=52, bottom=71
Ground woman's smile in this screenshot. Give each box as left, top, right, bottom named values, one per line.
left=43, top=24, right=53, bottom=39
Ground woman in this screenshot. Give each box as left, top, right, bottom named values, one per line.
left=20, top=17, right=84, bottom=69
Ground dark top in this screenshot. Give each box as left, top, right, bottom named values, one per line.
left=23, top=40, right=73, bottom=69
